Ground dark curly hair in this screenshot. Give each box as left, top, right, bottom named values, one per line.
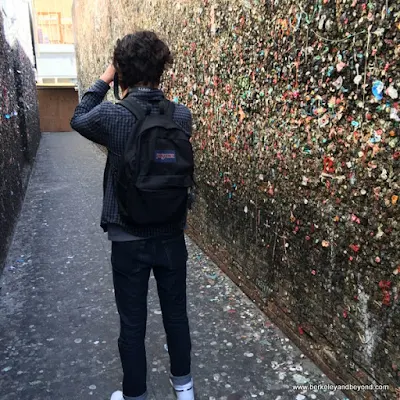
left=113, top=31, right=173, bottom=88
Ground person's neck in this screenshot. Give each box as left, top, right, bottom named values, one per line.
left=122, top=88, right=129, bottom=98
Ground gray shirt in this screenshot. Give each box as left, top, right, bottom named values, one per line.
left=107, top=223, right=145, bottom=242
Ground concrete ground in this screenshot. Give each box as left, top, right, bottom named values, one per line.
left=0, top=133, right=347, bottom=400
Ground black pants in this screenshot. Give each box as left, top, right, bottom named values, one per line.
left=111, top=233, right=192, bottom=398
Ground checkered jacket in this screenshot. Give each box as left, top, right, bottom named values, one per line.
left=71, top=80, right=192, bottom=237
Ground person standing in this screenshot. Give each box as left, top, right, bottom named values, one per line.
left=71, top=31, right=194, bottom=400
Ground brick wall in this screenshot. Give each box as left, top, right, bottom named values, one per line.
left=72, top=0, right=399, bottom=397
left=0, top=14, right=41, bottom=268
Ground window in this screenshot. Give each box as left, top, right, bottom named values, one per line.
left=34, top=0, right=74, bottom=44
left=37, top=12, right=62, bottom=44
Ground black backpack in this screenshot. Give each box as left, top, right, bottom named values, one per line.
left=115, top=96, right=194, bottom=227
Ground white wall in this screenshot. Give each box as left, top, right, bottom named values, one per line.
left=36, top=44, right=77, bottom=79
left=1, top=0, right=35, bottom=64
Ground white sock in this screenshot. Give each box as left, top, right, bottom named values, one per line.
left=171, top=378, right=194, bottom=400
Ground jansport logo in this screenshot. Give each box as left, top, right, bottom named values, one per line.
left=155, top=150, right=176, bottom=163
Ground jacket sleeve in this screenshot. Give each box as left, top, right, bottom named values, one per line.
left=70, top=80, right=111, bottom=146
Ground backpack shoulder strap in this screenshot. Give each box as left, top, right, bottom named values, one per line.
left=159, top=99, right=175, bottom=119
left=118, top=96, right=150, bottom=121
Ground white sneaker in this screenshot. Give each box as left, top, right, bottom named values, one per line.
left=170, top=378, right=195, bottom=400
left=110, top=390, right=123, bottom=400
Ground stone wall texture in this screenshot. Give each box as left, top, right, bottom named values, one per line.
left=0, top=13, right=41, bottom=268
left=72, top=0, right=399, bottom=397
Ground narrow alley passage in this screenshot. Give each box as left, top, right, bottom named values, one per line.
left=0, top=133, right=346, bottom=400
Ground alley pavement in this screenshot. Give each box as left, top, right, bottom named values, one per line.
left=0, top=133, right=347, bottom=400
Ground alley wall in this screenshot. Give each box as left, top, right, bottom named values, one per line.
left=0, top=4, right=41, bottom=268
